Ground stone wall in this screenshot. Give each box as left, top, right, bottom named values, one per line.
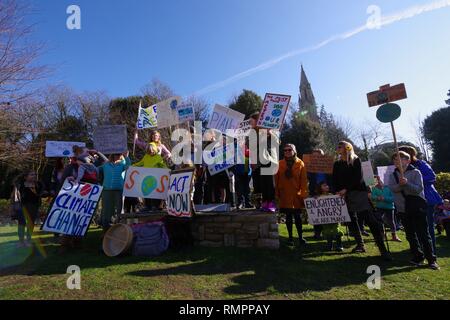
left=191, top=211, right=279, bottom=250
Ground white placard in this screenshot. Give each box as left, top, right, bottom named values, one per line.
left=45, top=141, right=86, bottom=158
left=377, top=165, right=396, bottom=184
left=137, top=103, right=158, bottom=129
left=177, top=103, right=195, bottom=122
left=207, top=104, right=245, bottom=135
left=362, top=161, right=376, bottom=186
left=42, top=179, right=103, bottom=236
left=304, top=195, right=351, bottom=225
left=257, top=93, right=291, bottom=130
left=167, top=171, right=194, bottom=218
left=122, top=167, right=171, bottom=199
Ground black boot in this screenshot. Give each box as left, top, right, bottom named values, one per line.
left=326, top=239, right=333, bottom=251
left=335, top=236, right=344, bottom=252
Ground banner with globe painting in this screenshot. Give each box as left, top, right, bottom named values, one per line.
left=122, top=167, right=171, bottom=200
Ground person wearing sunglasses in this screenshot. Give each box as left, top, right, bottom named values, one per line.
left=275, top=144, right=309, bottom=246
left=332, top=141, right=391, bottom=261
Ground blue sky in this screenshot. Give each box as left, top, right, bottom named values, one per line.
left=31, top=0, right=450, bottom=144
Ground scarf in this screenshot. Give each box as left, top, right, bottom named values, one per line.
left=285, top=157, right=296, bottom=179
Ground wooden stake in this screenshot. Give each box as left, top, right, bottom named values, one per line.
left=390, top=121, right=404, bottom=179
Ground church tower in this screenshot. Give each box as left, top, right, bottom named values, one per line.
left=299, top=65, right=319, bottom=122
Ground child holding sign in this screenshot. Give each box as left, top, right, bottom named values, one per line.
left=316, top=182, right=344, bottom=252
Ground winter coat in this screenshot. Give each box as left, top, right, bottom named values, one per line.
left=275, top=157, right=308, bottom=209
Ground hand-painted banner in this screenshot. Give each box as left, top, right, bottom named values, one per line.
left=362, top=161, right=376, bottom=186
left=207, top=104, right=245, bottom=135
left=45, top=141, right=86, bottom=158
left=167, top=171, right=194, bottom=218
left=304, top=195, right=351, bottom=225
left=122, top=167, right=171, bottom=199
left=377, top=165, right=396, bottom=184
left=176, top=103, right=195, bottom=122
left=42, top=179, right=102, bottom=236
left=156, top=96, right=182, bottom=129
left=257, top=93, right=291, bottom=130
left=93, top=125, right=128, bottom=155
left=302, top=154, right=334, bottom=174
left=137, top=103, right=158, bottom=129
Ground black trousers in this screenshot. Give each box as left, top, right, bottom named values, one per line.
left=348, top=210, right=387, bottom=253
left=235, top=173, right=251, bottom=205
left=399, top=211, right=436, bottom=263
left=252, top=169, right=275, bottom=202
left=281, top=208, right=303, bottom=240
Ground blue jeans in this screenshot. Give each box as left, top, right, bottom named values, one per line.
left=426, top=204, right=436, bottom=254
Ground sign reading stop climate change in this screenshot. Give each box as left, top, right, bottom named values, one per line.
left=257, top=93, right=291, bottom=130
left=167, top=171, right=194, bottom=218
left=123, top=167, right=171, bottom=200
left=42, top=179, right=103, bottom=236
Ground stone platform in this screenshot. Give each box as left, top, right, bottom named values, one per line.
left=119, top=210, right=280, bottom=250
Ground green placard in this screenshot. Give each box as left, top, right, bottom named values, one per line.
left=376, top=103, right=401, bottom=123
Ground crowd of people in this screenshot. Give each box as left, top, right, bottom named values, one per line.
left=8, top=113, right=449, bottom=270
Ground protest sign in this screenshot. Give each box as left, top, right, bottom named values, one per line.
left=137, top=103, right=158, bottom=129
left=93, top=125, right=128, bottom=154
left=204, top=143, right=237, bottom=176
left=207, top=104, right=245, bottom=134
left=302, top=154, right=334, bottom=174
left=167, top=170, right=194, bottom=218
left=377, top=165, right=396, bottom=184
left=304, top=195, right=351, bottom=225
left=362, top=161, right=376, bottom=186
left=257, top=93, right=291, bottom=130
left=177, top=103, right=195, bottom=123
left=45, top=141, right=86, bottom=157
left=156, top=96, right=182, bottom=129
left=42, top=179, right=102, bottom=236
left=123, top=167, right=171, bottom=199
left=226, top=119, right=252, bottom=138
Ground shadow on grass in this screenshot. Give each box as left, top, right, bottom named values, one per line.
left=1, top=227, right=448, bottom=297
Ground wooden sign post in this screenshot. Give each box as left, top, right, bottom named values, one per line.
left=368, top=84, right=407, bottom=178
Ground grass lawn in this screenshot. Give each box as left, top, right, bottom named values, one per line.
left=0, top=223, right=449, bottom=300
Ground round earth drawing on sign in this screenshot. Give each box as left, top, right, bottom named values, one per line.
left=141, top=176, right=158, bottom=196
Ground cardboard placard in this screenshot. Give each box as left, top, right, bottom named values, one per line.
left=45, top=141, right=86, bottom=158
left=93, top=125, right=128, bottom=155
left=167, top=170, right=194, bottom=218
left=257, top=93, right=291, bottom=130
left=304, top=195, right=351, bottom=225
left=42, top=179, right=102, bottom=236
left=122, top=167, right=171, bottom=199
left=156, top=96, right=182, bottom=129
left=302, top=154, right=334, bottom=174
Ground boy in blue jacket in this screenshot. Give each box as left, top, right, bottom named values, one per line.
left=98, top=151, right=131, bottom=232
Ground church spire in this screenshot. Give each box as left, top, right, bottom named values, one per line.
left=299, top=65, right=318, bottom=121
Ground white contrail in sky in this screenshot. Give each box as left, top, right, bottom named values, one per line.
left=192, top=0, right=450, bottom=96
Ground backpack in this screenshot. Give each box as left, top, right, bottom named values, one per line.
left=131, top=222, right=169, bottom=257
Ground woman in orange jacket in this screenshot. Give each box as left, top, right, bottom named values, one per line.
left=275, top=144, right=309, bottom=246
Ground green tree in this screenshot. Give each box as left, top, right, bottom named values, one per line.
left=423, top=105, right=450, bottom=172
left=369, top=141, right=420, bottom=168
left=281, top=113, right=323, bottom=157
left=229, top=90, right=263, bottom=118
